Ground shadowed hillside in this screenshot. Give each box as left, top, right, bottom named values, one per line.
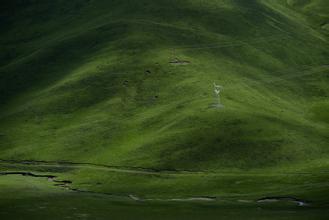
left=1, top=0, right=328, bottom=172
left=1, top=2, right=329, bottom=219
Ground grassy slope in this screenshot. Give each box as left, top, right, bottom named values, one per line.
left=1, top=0, right=329, bottom=209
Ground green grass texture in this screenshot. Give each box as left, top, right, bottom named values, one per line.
left=1, top=1, right=329, bottom=217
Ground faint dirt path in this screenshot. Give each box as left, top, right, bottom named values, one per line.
left=1, top=159, right=326, bottom=176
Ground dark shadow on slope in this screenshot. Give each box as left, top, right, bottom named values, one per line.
left=1, top=0, right=186, bottom=108
left=0, top=21, right=130, bottom=108
left=147, top=112, right=329, bottom=170
left=2, top=0, right=328, bottom=109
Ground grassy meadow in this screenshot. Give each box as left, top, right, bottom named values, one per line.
left=0, top=0, right=329, bottom=219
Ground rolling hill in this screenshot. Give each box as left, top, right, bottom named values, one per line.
left=0, top=0, right=329, bottom=219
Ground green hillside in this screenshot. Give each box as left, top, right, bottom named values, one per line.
left=1, top=0, right=329, bottom=219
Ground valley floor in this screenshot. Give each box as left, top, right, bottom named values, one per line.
left=1, top=159, right=329, bottom=220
